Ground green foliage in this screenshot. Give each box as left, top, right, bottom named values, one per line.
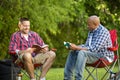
left=84, top=0, right=120, bottom=50
left=0, top=0, right=120, bottom=67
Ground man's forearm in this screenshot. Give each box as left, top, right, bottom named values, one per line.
left=18, top=48, right=35, bottom=55
left=76, top=46, right=88, bottom=51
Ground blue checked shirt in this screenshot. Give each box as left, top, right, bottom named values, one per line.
left=82, top=24, right=114, bottom=62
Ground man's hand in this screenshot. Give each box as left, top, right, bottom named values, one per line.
left=18, top=45, right=49, bottom=55
left=39, top=46, right=49, bottom=53
left=32, top=44, right=49, bottom=53
left=69, top=43, right=78, bottom=50
left=69, top=43, right=88, bottom=51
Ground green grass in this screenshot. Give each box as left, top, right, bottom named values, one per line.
left=21, top=68, right=64, bottom=80
left=46, top=67, right=119, bottom=80
left=46, top=68, right=64, bottom=80
left=21, top=67, right=119, bottom=80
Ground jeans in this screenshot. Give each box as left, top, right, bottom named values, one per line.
left=64, top=50, right=102, bottom=80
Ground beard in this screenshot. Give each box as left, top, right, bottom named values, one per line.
left=21, top=29, right=30, bottom=34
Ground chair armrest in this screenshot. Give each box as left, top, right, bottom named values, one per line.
left=108, top=45, right=119, bottom=51
left=9, top=51, right=16, bottom=55
left=50, top=48, right=57, bottom=52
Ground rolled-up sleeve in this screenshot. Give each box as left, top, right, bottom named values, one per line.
left=9, top=34, right=18, bottom=54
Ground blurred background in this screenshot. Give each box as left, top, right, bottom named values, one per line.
left=0, top=0, right=120, bottom=68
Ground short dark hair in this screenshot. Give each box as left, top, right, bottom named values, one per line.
left=19, top=17, right=29, bottom=23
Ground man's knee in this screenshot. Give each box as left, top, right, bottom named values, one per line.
left=48, top=51, right=56, bottom=59
left=78, top=50, right=87, bottom=57
left=22, top=53, right=32, bottom=61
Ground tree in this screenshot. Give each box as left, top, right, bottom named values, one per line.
left=0, top=0, right=119, bottom=67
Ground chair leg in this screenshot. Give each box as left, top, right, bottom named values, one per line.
left=85, top=67, right=97, bottom=80
left=101, top=59, right=118, bottom=80
left=96, top=69, right=98, bottom=79
left=34, top=67, right=40, bottom=80
left=21, top=67, right=41, bottom=80
left=11, top=62, right=14, bottom=80
left=117, top=50, right=120, bottom=70
left=85, top=61, right=102, bottom=80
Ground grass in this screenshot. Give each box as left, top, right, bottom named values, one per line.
left=21, top=68, right=64, bottom=80
left=21, top=66, right=119, bottom=80
left=46, top=68, right=64, bottom=80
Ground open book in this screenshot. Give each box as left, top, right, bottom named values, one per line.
left=32, top=44, right=49, bottom=53
left=32, top=44, right=49, bottom=50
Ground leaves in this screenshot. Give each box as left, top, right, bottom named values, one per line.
left=0, top=0, right=119, bottom=67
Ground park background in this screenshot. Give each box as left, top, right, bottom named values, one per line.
left=0, top=0, right=120, bottom=68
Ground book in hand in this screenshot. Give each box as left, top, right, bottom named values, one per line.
left=32, top=44, right=48, bottom=48
left=64, top=41, right=71, bottom=49
left=32, top=44, right=49, bottom=52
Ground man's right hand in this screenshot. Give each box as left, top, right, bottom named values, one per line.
left=69, top=43, right=78, bottom=50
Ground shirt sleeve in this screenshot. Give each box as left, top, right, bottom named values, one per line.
left=34, top=32, right=45, bottom=46
left=9, top=34, right=18, bottom=54
left=88, top=31, right=110, bottom=52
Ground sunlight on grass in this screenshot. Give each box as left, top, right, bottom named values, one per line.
left=46, top=67, right=119, bottom=80
left=46, top=68, right=64, bottom=80
left=21, top=66, right=119, bottom=80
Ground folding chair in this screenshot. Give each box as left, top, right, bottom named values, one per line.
left=84, top=29, right=120, bottom=80
left=10, top=48, right=56, bottom=80
left=10, top=53, right=42, bottom=80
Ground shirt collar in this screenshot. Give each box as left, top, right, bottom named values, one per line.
left=19, top=31, right=32, bottom=38
left=90, top=24, right=101, bottom=33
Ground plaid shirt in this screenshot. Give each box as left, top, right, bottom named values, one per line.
left=82, top=24, right=114, bottom=61
left=9, top=31, right=44, bottom=54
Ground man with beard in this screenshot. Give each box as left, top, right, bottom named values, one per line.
left=9, top=18, right=56, bottom=80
